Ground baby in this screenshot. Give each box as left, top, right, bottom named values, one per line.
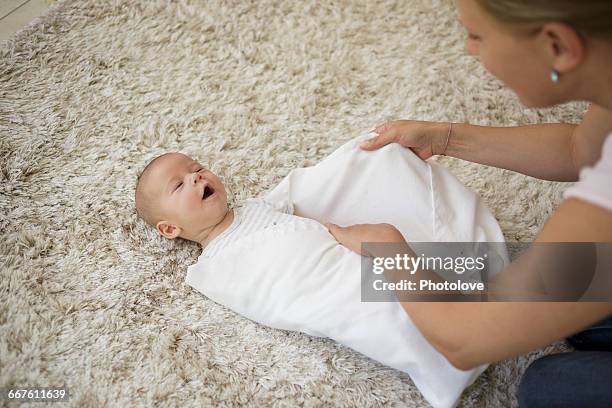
left=134, top=152, right=237, bottom=247
left=134, top=135, right=506, bottom=408
left=135, top=151, right=391, bottom=256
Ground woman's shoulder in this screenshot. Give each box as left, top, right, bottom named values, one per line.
left=574, top=104, right=612, bottom=168
left=563, top=130, right=612, bottom=213
left=580, top=103, right=612, bottom=130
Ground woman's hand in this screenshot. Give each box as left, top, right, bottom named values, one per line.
left=361, top=120, right=451, bottom=160
left=324, top=222, right=404, bottom=255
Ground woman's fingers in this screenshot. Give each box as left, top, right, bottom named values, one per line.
left=324, top=223, right=342, bottom=242
left=324, top=223, right=362, bottom=254
left=324, top=222, right=338, bottom=232
left=360, top=131, right=396, bottom=150
left=373, top=122, right=392, bottom=134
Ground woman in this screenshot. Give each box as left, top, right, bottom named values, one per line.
left=326, top=0, right=612, bottom=406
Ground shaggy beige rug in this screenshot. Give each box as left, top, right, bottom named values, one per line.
left=0, top=0, right=588, bottom=406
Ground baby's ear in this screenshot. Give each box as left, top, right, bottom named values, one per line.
left=156, top=221, right=181, bottom=240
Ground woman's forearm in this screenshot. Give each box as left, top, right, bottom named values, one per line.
left=444, top=123, right=578, bottom=181
left=390, top=198, right=612, bottom=370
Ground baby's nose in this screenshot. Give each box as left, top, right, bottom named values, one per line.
left=193, top=172, right=204, bottom=183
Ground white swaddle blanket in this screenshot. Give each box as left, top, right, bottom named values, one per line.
left=186, top=133, right=508, bottom=408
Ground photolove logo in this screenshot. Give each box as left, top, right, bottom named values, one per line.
left=360, top=242, right=612, bottom=302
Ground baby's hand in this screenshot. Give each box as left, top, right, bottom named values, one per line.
left=324, top=223, right=404, bottom=255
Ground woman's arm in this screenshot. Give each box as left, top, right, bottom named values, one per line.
left=396, top=198, right=612, bottom=370
left=443, top=122, right=577, bottom=181
left=444, top=104, right=612, bottom=182
left=326, top=199, right=612, bottom=370
left=367, top=105, right=612, bottom=181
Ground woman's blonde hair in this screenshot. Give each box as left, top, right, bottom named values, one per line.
left=476, top=0, right=612, bottom=39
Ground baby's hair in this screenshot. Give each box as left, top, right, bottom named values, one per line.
left=134, top=152, right=176, bottom=227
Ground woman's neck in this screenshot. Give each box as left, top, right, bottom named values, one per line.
left=576, top=37, right=612, bottom=110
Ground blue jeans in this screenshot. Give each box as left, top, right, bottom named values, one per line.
left=518, top=315, right=612, bottom=407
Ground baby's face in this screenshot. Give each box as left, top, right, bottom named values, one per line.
left=147, top=153, right=228, bottom=239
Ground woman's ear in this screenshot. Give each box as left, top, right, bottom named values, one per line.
left=540, top=22, right=585, bottom=73
left=156, top=221, right=182, bottom=239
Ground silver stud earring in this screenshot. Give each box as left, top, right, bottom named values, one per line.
left=550, top=69, right=559, bottom=83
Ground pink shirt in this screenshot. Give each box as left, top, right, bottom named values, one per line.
left=563, top=133, right=612, bottom=211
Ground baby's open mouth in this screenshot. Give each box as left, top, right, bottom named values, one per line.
left=202, top=185, right=215, bottom=200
